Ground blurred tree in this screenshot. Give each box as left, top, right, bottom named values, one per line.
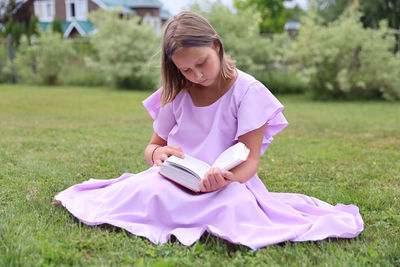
left=309, top=0, right=350, bottom=24
left=287, top=4, right=306, bottom=22
left=0, top=0, right=17, bottom=23
left=4, top=17, right=25, bottom=42
left=310, top=0, right=400, bottom=50
left=234, top=0, right=294, bottom=33
left=360, top=0, right=400, bottom=30
left=310, top=0, right=399, bottom=30
left=51, top=19, right=63, bottom=36
left=11, top=31, right=75, bottom=85
left=27, top=15, right=39, bottom=39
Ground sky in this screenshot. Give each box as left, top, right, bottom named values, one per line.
left=162, top=0, right=309, bottom=15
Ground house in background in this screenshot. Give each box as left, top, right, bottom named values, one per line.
left=11, top=0, right=171, bottom=38
left=284, top=21, right=300, bottom=38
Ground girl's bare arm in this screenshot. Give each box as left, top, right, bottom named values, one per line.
left=145, top=132, right=184, bottom=166
left=199, top=123, right=266, bottom=192
left=231, top=123, right=266, bottom=183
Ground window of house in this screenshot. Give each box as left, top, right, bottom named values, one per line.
left=65, top=0, right=88, bottom=21
left=70, top=3, right=76, bottom=18
left=34, top=0, right=55, bottom=22
left=143, top=16, right=162, bottom=34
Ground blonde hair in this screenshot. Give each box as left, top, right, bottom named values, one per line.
left=161, top=11, right=236, bottom=106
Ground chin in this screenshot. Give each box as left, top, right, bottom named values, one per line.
left=200, top=79, right=215, bottom=87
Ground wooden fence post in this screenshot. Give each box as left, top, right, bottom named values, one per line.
left=398, top=30, right=400, bottom=52
left=32, top=36, right=37, bottom=74
left=7, top=34, right=16, bottom=84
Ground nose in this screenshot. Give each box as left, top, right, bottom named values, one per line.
left=193, top=69, right=203, bottom=80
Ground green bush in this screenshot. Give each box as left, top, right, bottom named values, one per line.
left=59, top=41, right=106, bottom=87
left=51, top=19, right=63, bottom=36
left=59, top=63, right=106, bottom=87
left=10, top=31, right=75, bottom=85
left=72, top=41, right=96, bottom=57
left=288, top=9, right=400, bottom=101
left=3, top=18, right=25, bottom=42
left=27, top=15, right=40, bottom=38
left=86, top=10, right=160, bottom=90
left=0, top=40, right=9, bottom=83
left=254, top=70, right=306, bottom=94
left=4, top=36, right=38, bottom=84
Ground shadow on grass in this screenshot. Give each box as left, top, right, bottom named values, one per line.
left=55, top=201, right=361, bottom=255
left=54, top=203, right=247, bottom=253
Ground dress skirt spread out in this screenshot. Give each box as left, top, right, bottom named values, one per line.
left=54, top=70, right=363, bottom=250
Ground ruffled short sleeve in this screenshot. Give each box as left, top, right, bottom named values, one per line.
left=142, top=88, right=176, bottom=141
left=234, top=82, right=288, bottom=155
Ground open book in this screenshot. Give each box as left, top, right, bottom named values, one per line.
left=159, top=142, right=250, bottom=193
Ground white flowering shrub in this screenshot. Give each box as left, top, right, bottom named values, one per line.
left=11, top=31, right=75, bottom=85
left=288, top=9, right=400, bottom=100
left=86, top=10, right=160, bottom=90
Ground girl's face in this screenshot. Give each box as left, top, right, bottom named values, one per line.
left=171, top=43, right=221, bottom=88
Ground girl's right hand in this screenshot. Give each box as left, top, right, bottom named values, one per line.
left=152, top=145, right=184, bottom=166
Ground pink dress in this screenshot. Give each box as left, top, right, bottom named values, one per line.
left=54, top=70, right=363, bottom=250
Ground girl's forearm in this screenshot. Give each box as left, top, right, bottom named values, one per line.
left=145, top=133, right=168, bottom=166
left=230, top=157, right=259, bottom=183
left=232, top=123, right=265, bottom=183
left=145, top=144, right=161, bottom=166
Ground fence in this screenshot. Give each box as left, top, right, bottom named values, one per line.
left=0, top=34, right=91, bottom=84
left=1, top=29, right=399, bottom=85
left=0, top=35, right=15, bottom=83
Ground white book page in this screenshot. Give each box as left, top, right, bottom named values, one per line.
left=165, top=155, right=211, bottom=179
left=212, top=142, right=250, bottom=170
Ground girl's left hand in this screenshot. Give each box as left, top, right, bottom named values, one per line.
left=199, top=167, right=234, bottom=193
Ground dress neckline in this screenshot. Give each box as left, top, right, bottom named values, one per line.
left=187, top=69, right=239, bottom=108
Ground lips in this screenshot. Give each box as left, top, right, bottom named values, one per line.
left=198, top=79, right=208, bottom=84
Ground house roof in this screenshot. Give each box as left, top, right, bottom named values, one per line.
left=13, top=0, right=164, bottom=14
left=40, top=20, right=96, bottom=38
left=93, top=0, right=162, bottom=9
left=11, top=0, right=169, bottom=19
left=160, top=8, right=171, bottom=19
left=15, top=0, right=170, bottom=38
left=284, top=21, right=300, bottom=31
left=39, top=21, right=71, bottom=33
left=76, top=20, right=96, bottom=34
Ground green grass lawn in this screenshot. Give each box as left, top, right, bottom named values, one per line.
left=0, top=84, right=399, bottom=266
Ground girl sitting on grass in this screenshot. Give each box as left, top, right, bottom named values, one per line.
left=54, top=11, right=363, bottom=249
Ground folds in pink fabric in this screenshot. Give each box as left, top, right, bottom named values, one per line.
left=55, top=69, right=363, bottom=249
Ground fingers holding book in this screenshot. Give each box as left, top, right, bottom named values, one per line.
left=199, top=167, right=234, bottom=193
left=153, top=145, right=185, bottom=166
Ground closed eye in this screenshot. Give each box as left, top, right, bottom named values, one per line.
left=196, top=60, right=206, bottom=67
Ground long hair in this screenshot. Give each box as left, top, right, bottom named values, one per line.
left=161, top=11, right=236, bottom=106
